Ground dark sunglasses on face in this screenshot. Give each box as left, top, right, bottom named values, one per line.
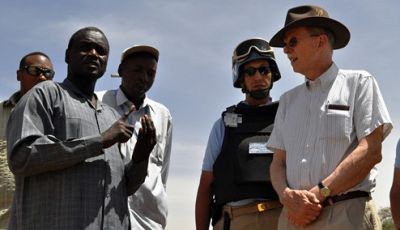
left=242, top=66, right=271, bottom=77
left=283, top=34, right=323, bottom=48
left=22, top=66, right=55, bottom=79
left=284, top=37, right=299, bottom=48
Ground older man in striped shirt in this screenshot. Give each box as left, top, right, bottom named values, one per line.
left=267, top=5, right=392, bottom=230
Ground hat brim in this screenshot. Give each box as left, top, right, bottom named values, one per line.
left=121, top=45, right=159, bottom=63
left=269, top=17, right=350, bottom=49
left=112, top=45, right=159, bottom=78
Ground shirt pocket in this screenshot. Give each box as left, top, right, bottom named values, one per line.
left=322, top=109, right=351, bottom=140
left=64, top=117, right=99, bottom=139
left=61, top=117, right=83, bottom=139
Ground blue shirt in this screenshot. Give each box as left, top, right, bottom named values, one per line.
left=202, top=118, right=224, bottom=172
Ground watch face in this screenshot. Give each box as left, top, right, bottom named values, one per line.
left=321, top=187, right=331, bottom=197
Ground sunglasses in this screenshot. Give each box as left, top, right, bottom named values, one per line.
left=242, top=66, right=271, bottom=77
left=233, top=38, right=273, bottom=62
left=22, top=66, right=55, bottom=79
left=284, top=37, right=299, bottom=48
left=283, top=34, right=323, bottom=48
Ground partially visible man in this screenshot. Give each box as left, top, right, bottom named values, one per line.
left=0, top=52, right=54, bottom=228
left=6, top=27, right=156, bottom=229
left=99, top=45, right=172, bottom=229
left=267, top=5, right=392, bottom=230
left=195, top=38, right=282, bottom=230
left=390, top=140, right=400, bottom=229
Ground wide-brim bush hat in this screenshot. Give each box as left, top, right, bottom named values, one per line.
left=270, top=5, right=350, bottom=49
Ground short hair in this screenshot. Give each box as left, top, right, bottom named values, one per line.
left=67, top=26, right=109, bottom=50
left=307, top=27, right=335, bottom=48
left=19, top=52, right=51, bottom=69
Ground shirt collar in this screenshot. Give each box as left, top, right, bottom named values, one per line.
left=305, top=62, right=338, bottom=90
left=3, top=91, right=22, bottom=108
left=62, top=78, right=103, bottom=111
left=116, top=88, right=152, bottom=112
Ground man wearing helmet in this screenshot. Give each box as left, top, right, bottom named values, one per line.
left=195, top=38, right=282, bottom=230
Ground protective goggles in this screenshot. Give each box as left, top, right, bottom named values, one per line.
left=232, top=38, right=274, bottom=62
left=22, top=66, right=55, bottom=79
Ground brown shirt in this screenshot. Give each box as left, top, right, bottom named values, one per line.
left=0, top=91, right=20, bottom=229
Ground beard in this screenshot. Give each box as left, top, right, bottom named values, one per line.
left=248, top=88, right=270, bottom=99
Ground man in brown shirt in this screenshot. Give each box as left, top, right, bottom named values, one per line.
left=0, top=52, right=54, bottom=228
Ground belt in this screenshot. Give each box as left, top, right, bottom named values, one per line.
left=223, top=200, right=282, bottom=219
left=322, top=191, right=370, bottom=207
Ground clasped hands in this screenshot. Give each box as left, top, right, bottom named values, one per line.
left=281, top=186, right=324, bottom=228
left=101, top=105, right=156, bottom=162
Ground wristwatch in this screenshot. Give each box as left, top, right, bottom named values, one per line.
left=318, top=182, right=331, bottom=198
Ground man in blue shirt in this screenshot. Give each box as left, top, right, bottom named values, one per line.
left=195, top=38, right=282, bottom=230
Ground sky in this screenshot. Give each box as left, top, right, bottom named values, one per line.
left=1, top=0, right=399, bottom=229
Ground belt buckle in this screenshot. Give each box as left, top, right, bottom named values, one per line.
left=257, top=203, right=266, bottom=212
left=322, top=196, right=335, bottom=207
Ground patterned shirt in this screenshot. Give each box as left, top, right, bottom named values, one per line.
left=0, top=91, right=21, bottom=229
left=6, top=79, right=148, bottom=230
left=0, top=92, right=21, bottom=139
left=267, top=63, right=392, bottom=192
left=99, top=89, right=173, bottom=230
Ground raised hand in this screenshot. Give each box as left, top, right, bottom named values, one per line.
left=101, top=105, right=136, bottom=149
left=131, top=114, right=156, bottom=162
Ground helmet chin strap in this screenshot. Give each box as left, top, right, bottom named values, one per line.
left=242, top=81, right=273, bottom=100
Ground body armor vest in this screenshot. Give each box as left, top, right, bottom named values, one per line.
left=213, top=101, right=279, bottom=206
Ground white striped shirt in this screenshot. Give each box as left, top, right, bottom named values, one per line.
left=267, top=63, right=392, bottom=192
left=98, top=88, right=173, bottom=230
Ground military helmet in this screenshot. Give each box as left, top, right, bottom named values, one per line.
left=232, top=38, right=281, bottom=88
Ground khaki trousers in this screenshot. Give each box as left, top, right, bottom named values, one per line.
left=278, top=197, right=381, bottom=230
left=213, top=204, right=281, bottom=230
